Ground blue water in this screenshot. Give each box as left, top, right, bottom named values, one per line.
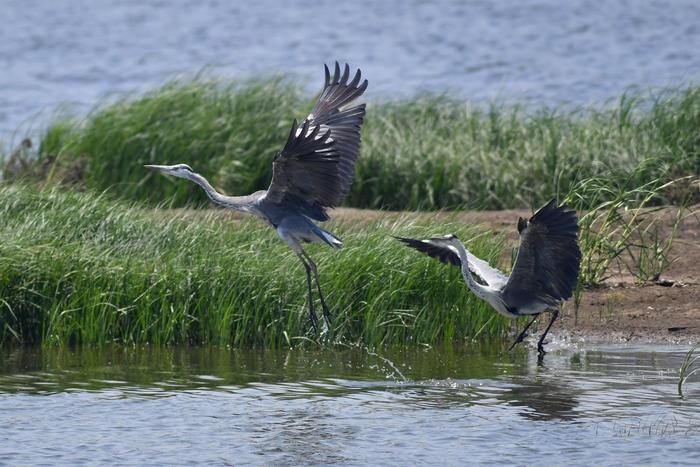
left=1, top=345, right=699, bottom=465
left=2, top=0, right=700, bottom=140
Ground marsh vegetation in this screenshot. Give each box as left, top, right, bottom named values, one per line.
left=1, top=77, right=697, bottom=347
left=7, top=77, right=697, bottom=210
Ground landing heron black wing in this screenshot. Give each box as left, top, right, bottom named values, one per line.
left=501, top=199, right=581, bottom=307
left=263, top=62, right=368, bottom=221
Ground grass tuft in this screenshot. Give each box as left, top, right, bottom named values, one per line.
left=565, top=170, right=691, bottom=286
left=679, top=343, right=700, bottom=397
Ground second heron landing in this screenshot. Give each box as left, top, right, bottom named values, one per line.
left=396, top=199, right=581, bottom=355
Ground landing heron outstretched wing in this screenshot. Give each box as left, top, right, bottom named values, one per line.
left=395, top=235, right=509, bottom=288
left=501, top=200, right=581, bottom=306
left=263, top=62, right=368, bottom=221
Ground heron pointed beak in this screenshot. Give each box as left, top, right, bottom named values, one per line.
left=144, top=164, right=178, bottom=176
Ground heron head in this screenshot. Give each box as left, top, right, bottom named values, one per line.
left=144, top=163, right=195, bottom=180
left=437, top=234, right=460, bottom=245
left=426, top=234, right=461, bottom=248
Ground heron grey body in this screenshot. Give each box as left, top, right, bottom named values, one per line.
left=396, top=199, right=581, bottom=354
left=146, top=62, right=367, bottom=331
left=157, top=174, right=340, bottom=249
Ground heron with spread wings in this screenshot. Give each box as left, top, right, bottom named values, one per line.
left=146, top=62, right=368, bottom=332
left=396, top=199, right=581, bottom=355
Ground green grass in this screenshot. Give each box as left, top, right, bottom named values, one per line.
left=2, top=75, right=695, bottom=347
left=0, top=183, right=508, bottom=347
left=36, top=77, right=306, bottom=204
left=679, top=343, right=700, bottom=397
left=18, top=76, right=699, bottom=210
left=356, top=93, right=698, bottom=210
left=564, top=168, right=691, bottom=287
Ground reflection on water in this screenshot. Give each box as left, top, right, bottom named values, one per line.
left=1, top=344, right=699, bottom=465
left=500, top=376, right=579, bottom=421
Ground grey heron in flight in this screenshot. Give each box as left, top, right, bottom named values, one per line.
left=396, top=199, right=581, bottom=355
left=146, top=62, right=367, bottom=332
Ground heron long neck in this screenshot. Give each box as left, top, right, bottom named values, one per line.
left=452, top=240, right=492, bottom=300
left=187, top=172, right=251, bottom=211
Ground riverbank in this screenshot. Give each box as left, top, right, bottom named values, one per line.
left=1, top=185, right=697, bottom=347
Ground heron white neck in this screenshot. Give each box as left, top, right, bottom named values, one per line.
left=451, top=240, right=491, bottom=300
left=187, top=172, right=248, bottom=211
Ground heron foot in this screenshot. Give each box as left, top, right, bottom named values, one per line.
left=509, top=314, right=540, bottom=352
left=536, top=309, right=559, bottom=357
left=319, top=320, right=330, bottom=339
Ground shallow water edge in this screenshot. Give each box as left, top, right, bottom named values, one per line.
left=2, top=343, right=700, bottom=465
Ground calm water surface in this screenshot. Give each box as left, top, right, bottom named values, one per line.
left=1, top=344, right=699, bottom=465
left=2, top=0, right=700, bottom=138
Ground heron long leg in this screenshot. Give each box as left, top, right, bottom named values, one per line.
left=300, top=249, right=331, bottom=328
left=295, top=252, right=319, bottom=333
left=509, top=314, right=540, bottom=351
left=537, top=309, right=560, bottom=355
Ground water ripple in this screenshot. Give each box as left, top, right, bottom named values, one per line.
left=2, top=345, right=700, bottom=464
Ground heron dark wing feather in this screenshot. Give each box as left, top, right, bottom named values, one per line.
left=264, top=62, right=367, bottom=221
left=312, top=63, right=368, bottom=121
left=394, top=236, right=461, bottom=266
left=501, top=200, right=581, bottom=307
